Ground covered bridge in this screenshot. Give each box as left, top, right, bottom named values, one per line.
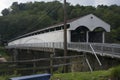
left=8, top=14, right=110, bottom=46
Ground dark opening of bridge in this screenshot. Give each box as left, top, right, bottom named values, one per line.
left=89, top=27, right=106, bottom=43
left=71, top=26, right=106, bottom=43
left=71, top=26, right=89, bottom=42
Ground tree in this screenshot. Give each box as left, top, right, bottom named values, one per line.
left=0, top=1, right=119, bottom=43
left=1, top=8, right=10, bottom=16
left=11, top=2, right=19, bottom=13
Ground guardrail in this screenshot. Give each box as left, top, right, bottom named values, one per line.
left=6, top=42, right=120, bottom=58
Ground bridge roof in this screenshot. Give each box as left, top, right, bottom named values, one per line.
left=10, top=14, right=110, bottom=41
left=24, top=14, right=111, bottom=34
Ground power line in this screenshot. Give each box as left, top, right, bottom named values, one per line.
left=26, top=0, right=63, bottom=33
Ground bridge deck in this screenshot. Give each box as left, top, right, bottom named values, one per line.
left=6, top=42, right=120, bottom=58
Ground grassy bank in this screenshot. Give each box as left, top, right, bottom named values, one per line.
left=51, top=70, right=110, bottom=80
left=0, top=74, right=20, bottom=80
left=51, top=65, right=120, bottom=80
left=0, top=66, right=120, bottom=80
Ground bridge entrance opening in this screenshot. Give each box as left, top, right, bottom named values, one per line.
left=71, top=26, right=89, bottom=42
left=71, top=26, right=106, bottom=43
left=89, top=27, right=106, bottom=43
left=89, top=32, right=102, bottom=43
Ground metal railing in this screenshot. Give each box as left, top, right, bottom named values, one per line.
left=6, top=42, right=120, bottom=58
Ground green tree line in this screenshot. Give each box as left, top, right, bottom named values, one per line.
left=0, top=1, right=120, bottom=43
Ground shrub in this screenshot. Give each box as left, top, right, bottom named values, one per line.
left=110, top=65, right=120, bottom=80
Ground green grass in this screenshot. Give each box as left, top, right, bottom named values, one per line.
left=110, top=65, right=120, bottom=79
left=1, top=66, right=120, bottom=80
left=51, top=70, right=110, bottom=80
left=0, top=74, right=20, bottom=80
left=0, top=71, right=109, bottom=80
left=51, top=65, right=120, bottom=80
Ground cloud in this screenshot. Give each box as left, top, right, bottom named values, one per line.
left=68, top=0, right=120, bottom=6
left=17, top=0, right=55, bottom=3
left=68, top=0, right=95, bottom=6
left=95, top=0, right=120, bottom=6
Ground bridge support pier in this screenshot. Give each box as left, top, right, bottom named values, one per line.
left=102, top=32, right=105, bottom=43
left=50, top=54, right=53, bottom=74
left=86, top=31, right=89, bottom=43
left=84, top=53, right=93, bottom=72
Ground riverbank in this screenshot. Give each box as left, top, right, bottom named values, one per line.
left=0, top=65, right=120, bottom=80
left=51, top=70, right=110, bottom=80
left=51, top=65, right=120, bottom=80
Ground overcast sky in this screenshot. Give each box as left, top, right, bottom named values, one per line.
left=0, top=0, right=120, bottom=15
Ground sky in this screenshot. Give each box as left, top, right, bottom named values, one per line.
left=0, top=0, right=120, bottom=15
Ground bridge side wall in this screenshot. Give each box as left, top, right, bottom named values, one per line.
left=8, top=30, right=71, bottom=46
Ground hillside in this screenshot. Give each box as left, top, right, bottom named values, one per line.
left=0, top=1, right=120, bottom=43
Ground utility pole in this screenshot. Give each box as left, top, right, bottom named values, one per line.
left=0, top=35, right=1, bottom=45
left=63, top=0, right=67, bottom=73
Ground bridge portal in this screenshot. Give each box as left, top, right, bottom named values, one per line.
left=69, top=14, right=110, bottom=43
left=71, top=26, right=106, bottom=43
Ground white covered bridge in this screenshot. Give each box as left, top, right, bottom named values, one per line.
left=7, top=14, right=120, bottom=58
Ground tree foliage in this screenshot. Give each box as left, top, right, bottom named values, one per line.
left=0, top=1, right=120, bottom=43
